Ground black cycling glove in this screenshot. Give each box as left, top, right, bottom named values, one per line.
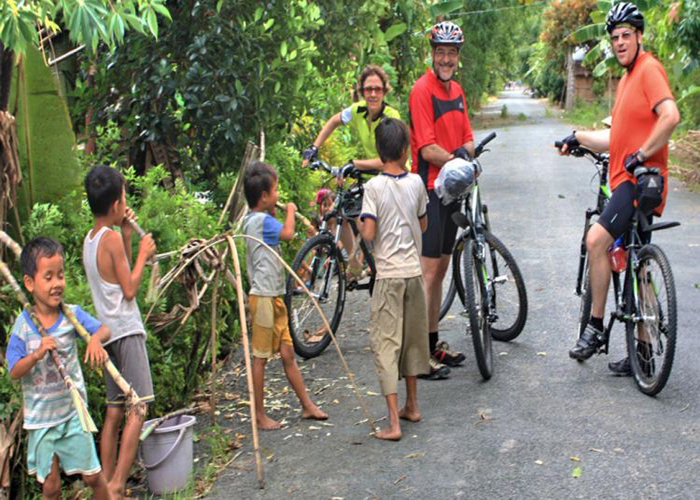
left=624, top=150, right=644, bottom=174
left=452, top=147, right=472, bottom=161
left=302, top=145, right=319, bottom=161
left=559, top=131, right=579, bottom=151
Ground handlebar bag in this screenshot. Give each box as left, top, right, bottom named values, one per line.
left=434, top=157, right=478, bottom=205
left=635, top=172, right=663, bottom=215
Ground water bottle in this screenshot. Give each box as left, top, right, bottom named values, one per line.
left=609, top=236, right=627, bottom=273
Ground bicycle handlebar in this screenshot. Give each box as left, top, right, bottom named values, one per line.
left=308, top=159, right=376, bottom=179
left=554, top=141, right=606, bottom=162
left=474, top=132, right=496, bottom=159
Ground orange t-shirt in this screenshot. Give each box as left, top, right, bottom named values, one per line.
left=610, top=52, right=674, bottom=215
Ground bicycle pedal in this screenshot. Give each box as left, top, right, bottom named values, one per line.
left=492, top=275, right=509, bottom=284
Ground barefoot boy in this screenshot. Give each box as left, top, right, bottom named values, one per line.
left=358, top=118, right=430, bottom=441
left=5, top=237, right=112, bottom=499
left=83, top=165, right=156, bottom=498
left=242, top=161, right=328, bottom=430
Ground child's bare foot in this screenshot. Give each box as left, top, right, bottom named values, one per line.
left=399, top=406, right=422, bottom=422
left=374, top=425, right=402, bottom=441
left=301, top=404, right=328, bottom=421
left=107, top=482, right=126, bottom=500
left=257, top=414, right=283, bottom=430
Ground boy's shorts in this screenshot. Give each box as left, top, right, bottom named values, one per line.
left=105, top=334, right=155, bottom=407
left=28, top=414, right=101, bottom=483
left=369, top=276, right=430, bottom=395
left=249, top=295, right=293, bottom=359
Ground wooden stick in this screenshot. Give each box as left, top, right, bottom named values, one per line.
left=126, top=218, right=160, bottom=303
left=0, top=231, right=21, bottom=258
left=231, top=234, right=376, bottom=434
left=0, top=260, right=97, bottom=433
left=226, top=235, right=264, bottom=489
left=209, top=269, right=221, bottom=424
left=60, top=303, right=145, bottom=417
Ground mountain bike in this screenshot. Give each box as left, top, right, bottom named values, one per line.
left=444, top=132, right=528, bottom=380
left=284, top=161, right=376, bottom=359
left=556, top=142, right=679, bottom=395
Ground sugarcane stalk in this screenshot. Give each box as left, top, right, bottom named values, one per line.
left=126, top=218, right=160, bottom=303
left=0, top=259, right=97, bottom=433
left=226, top=235, right=264, bottom=489
left=60, top=303, right=146, bottom=418
left=209, top=269, right=221, bottom=424
left=139, top=405, right=199, bottom=442
left=275, top=202, right=315, bottom=234
left=0, top=231, right=21, bottom=258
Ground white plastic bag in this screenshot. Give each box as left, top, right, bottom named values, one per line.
left=434, top=157, right=478, bottom=205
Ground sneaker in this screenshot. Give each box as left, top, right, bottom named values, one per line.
left=433, top=340, right=466, bottom=367
left=418, top=357, right=451, bottom=380
left=608, top=357, right=632, bottom=376
left=569, top=324, right=607, bottom=360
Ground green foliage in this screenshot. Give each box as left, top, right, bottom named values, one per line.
left=11, top=45, right=81, bottom=219
left=0, top=0, right=170, bottom=55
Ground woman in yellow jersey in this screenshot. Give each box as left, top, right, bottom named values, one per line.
left=301, top=65, right=400, bottom=278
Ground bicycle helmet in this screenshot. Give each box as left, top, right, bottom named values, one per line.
left=606, top=2, right=645, bottom=33
left=429, top=21, right=464, bottom=49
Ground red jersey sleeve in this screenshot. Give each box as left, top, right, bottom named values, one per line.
left=409, top=84, right=437, bottom=152
left=641, top=61, right=674, bottom=112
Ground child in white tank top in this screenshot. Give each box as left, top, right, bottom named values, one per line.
left=83, top=165, right=156, bottom=499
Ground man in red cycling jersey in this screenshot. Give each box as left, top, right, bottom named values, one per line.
left=558, top=2, right=680, bottom=375
left=409, top=21, right=475, bottom=380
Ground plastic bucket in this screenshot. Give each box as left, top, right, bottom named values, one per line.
left=139, top=414, right=196, bottom=495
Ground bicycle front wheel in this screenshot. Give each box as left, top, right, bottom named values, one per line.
left=484, top=232, right=527, bottom=341
left=284, top=234, right=346, bottom=359
left=462, top=239, right=493, bottom=380
left=439, top=237, right=466, bottom=321
left=625, top=244, right=677, bottom=396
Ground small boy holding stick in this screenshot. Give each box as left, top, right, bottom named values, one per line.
left=83, top=165, right=156, bottom=499
left=242, top=161, right=328, bottom=430
left=5, top=237, right=112, bottom=498
left=358, top=118, right=430, bottom=440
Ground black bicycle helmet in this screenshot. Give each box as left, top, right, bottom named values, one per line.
left=606, top=2, right=645, bottom=34
left=429, top=21, right=464, bottom=48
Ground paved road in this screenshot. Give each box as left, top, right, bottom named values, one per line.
left=209, top=90, right=700, bottom=499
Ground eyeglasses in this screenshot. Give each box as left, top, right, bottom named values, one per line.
left=434, top=48, right=459, bottom=59
left=611, top=30, right=635, bottom=43
left=362, top=86, right=384, bottom=95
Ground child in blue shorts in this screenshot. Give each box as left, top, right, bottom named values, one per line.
left=5, top=237, right=112, bottom=499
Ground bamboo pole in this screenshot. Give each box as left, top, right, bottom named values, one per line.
left=209, top=269, right=221, bottom=424
left=0, top=260, right=97, bottom=433
left=231, top=234, right=376, bottom=434
left=225, top=235, right=264, bottom=489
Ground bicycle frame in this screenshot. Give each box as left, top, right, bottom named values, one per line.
left=575, top=152, right=610, bottom=297
left=305, top=164, right=376, bottom=300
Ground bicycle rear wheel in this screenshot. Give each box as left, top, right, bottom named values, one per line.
left=439, top=237, right=466, bottom=321
left=625, top=244, right=677, bottom=396
left=462, top=239, right=493, bottom=380
left=484, top=232, right=527, bottom=341
left=284, top=234, right=346, bottom=359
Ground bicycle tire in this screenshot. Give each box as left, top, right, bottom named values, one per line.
left=484, top=232, right=528, bottom=341
left=284, top=234, right=346, bottom=359
left=439, top=238, right=466, bottom=321
left=625, top=244, right=677, bottom=396
left=462, top=239, right=493, bottom=380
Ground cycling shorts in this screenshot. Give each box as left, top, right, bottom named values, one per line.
left=597, top=181, right=651, bottom=242
left=422, top=190, right=460, bottom=258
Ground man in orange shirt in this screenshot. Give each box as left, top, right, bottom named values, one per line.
left=557, top=2, right=680, bottom=374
